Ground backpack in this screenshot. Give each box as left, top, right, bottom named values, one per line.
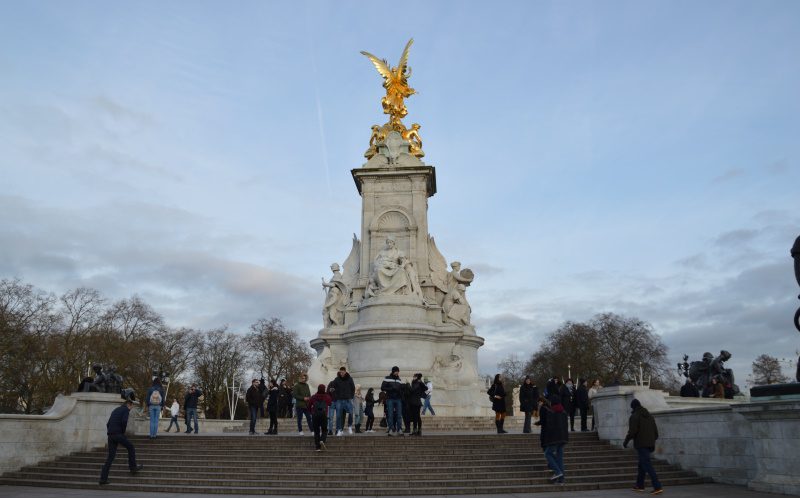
left=313, top=398, right=327, bottom=417
left=149, top=389, right=162, bottom=405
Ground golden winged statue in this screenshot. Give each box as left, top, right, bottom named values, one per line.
left=361, top=39, right=416, bottom=131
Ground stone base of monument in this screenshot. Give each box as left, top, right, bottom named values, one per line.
left=0, top=432, right=704, bottom=494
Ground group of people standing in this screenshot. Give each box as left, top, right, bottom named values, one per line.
left=145, top=380, right=202, bottom=438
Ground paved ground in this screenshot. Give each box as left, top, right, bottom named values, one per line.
left=0, top=484, right=784, bottom=498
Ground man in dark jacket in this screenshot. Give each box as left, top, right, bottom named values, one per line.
left=99, top=391, right=143, bottom=485
left=624, top=399, right=663, bottom=495
left=184, top=385, right=202, bottom=434
left=575, top=379, right=590, bottom=432
left=540, top=394, right=568, bottom=484
left=245, top=378, right=264, bottom=435
left=331, top=367, right=355, bottom=435
left=381, top=366, right=404, bottom=436
left=559, top=378, right=576, bottom=431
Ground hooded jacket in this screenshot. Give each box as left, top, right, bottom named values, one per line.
left=540, top=403, right=569, bottom=448
left=381, top=372, right=403, bottom=400
left=624, top=400, right=659, bottom=449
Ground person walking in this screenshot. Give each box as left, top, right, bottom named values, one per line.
left=292, top=373, right=313, bottom=435
left=246, top=378, right=264, bottom=435
left=184, top=385, right=202, bottom=434
left=624, top=399, right=663, bottom=495
left=165, top=398, right=181, bottom=433
left=308, top=384, right=332, bottom=451
left=519, top=375, right=539, bottom=434
left=145, top=379, right=165, bottom=439
left=421, top=377, right=436, bottom=416
left=353, top=384, right=365, bottom=433
left=488, top=373, right=508, bottom=433
left=265, top=379, right=279, bottom=434
left=409, top=373, right=427, bottom=436
left=330, top=367, right=355, bottom=436
left=364, top=387, right=376, bottom=432
left=381, top=366, right=404, bottom=436
left=99, top=391, right=143, bottom=485
left=588, top=379, right=603, bottom=431
left=576, top=378, right=590, bottom=432
left=540, top=394, right=569, bottom=484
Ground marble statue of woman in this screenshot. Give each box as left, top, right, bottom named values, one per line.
left=367, top=237, right=412, bottom=297
left=322, top=263, right=348, bottom=326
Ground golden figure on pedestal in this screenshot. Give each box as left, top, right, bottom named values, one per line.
left=361, top=38, right=424, bottom=159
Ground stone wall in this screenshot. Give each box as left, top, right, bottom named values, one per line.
left=592, top=385, right=800, bottom=495
left=0, top=392, right=122, bottom=475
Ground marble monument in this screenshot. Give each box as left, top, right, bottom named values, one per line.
left=307, top=39, right=488, bottom=415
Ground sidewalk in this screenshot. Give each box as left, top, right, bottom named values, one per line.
left=0, top=484, right=784, bottom=498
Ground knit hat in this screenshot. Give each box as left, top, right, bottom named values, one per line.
left=630, top=398, right=642, bottom=410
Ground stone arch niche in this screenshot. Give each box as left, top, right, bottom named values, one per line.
left=368, top=207, right=418, bottom=271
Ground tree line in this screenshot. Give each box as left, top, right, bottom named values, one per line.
left=497, top=313, right=679, bottom=392
left=0, top=278, right=312, bottom=416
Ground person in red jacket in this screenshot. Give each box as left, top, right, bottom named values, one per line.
left=307, top=384, right=333, bottom=451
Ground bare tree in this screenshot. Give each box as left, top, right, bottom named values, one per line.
left=193, top=327, right=245, bottom=419
left=102, top=295, right=164, bottom=342
left=497, top=353, right=526, bottom=386
left=244, top=317, right=313, bottom=383
left=524, top=313, right=676, bottom=391
left=751, top=354, right=788, bottom=385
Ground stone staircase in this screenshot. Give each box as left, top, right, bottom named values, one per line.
left=0, top=432, right=704, bottom=494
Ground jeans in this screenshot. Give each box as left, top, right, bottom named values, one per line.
left=148, top=405, right=160, bottom=437
left=636, top=447, right=662, bottom=489
left=248, top=405, right=259, bottom=433
left=295, top=406, right=312, bottom=432
left=166, top=415, right=180, bottom=432
left=422, top=395, right=435, bottom=415
left=544, top=444, right=565, bottom=479
left=386, top=398, right=403, bottom=432
left=354, top=401, right=364, bottom=427
left=327, top=405, right=336, bottom=433
left=523, top=411, right=533, bottom=433
left=185, top=407, right=198, bottom=433
left=312, top=414, right=327, bottom=449
left=335, top=399, right=353, bottom=432
left=100, top=434, right=137, bottom=481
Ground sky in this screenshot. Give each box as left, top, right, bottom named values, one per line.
left=1, top=1, right=799, bottom=387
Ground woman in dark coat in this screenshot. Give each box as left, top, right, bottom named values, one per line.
left=488, top=373, right=508, bottom=433
left=265, top=379, right=279, bottom=434
left=519, top=375, right=540, bottom=433
left=364, top=388, right=376, bottom=432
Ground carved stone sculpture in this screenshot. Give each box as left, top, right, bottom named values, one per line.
left=366, top=236, right=420, bottom=299
left=443, top=283, right=471, bottom=325
left=322, top=263, right=348, bottom=327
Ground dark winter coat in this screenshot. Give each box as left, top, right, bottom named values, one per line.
left=488, top=382, right=507, bottom=413
left=184, top=389, right=202, bottom=409
left=519, top=383, right=539, bottom=413
left=330, top=372, right=356, bottom=401
left=409, top=379, right=427, bottom=407
left=106, top=404, right=131, bottom=435
left=266, top=386, right=279, bottom=412
left=245, top=385, right=264, bottom=407
left=558, top=384, right=574, bottom=411
left=575, top=385, right=590, bottom=410
left=680, top=382, right=700, bottom=398
left=308, top=392, right=333, bottom=418
left=624, top=406, right=659, bottom=449
left=540, top=404, right=569, bottom=448
left=292, top=382, right=311, bottom=409
left=381, top=374, right=403, bottom=400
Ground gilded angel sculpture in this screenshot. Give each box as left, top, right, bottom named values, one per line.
left=361, top=39, right=416, bottom=129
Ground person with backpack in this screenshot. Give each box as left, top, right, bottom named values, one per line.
left=307, top=383, right=332, bottom=451
left=245, top=378, right=264, bottom=435
left=145, top=379, right=165, bottom=439
left=540, top=394, right=569, bottom=484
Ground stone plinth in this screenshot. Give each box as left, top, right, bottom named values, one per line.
left=0, top=392, right=123, bottom=474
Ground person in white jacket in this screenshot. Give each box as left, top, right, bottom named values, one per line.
left=165, top=398, right=181, bottom=433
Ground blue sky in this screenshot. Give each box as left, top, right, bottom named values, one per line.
left=2, top=1, right=799, bottom=384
